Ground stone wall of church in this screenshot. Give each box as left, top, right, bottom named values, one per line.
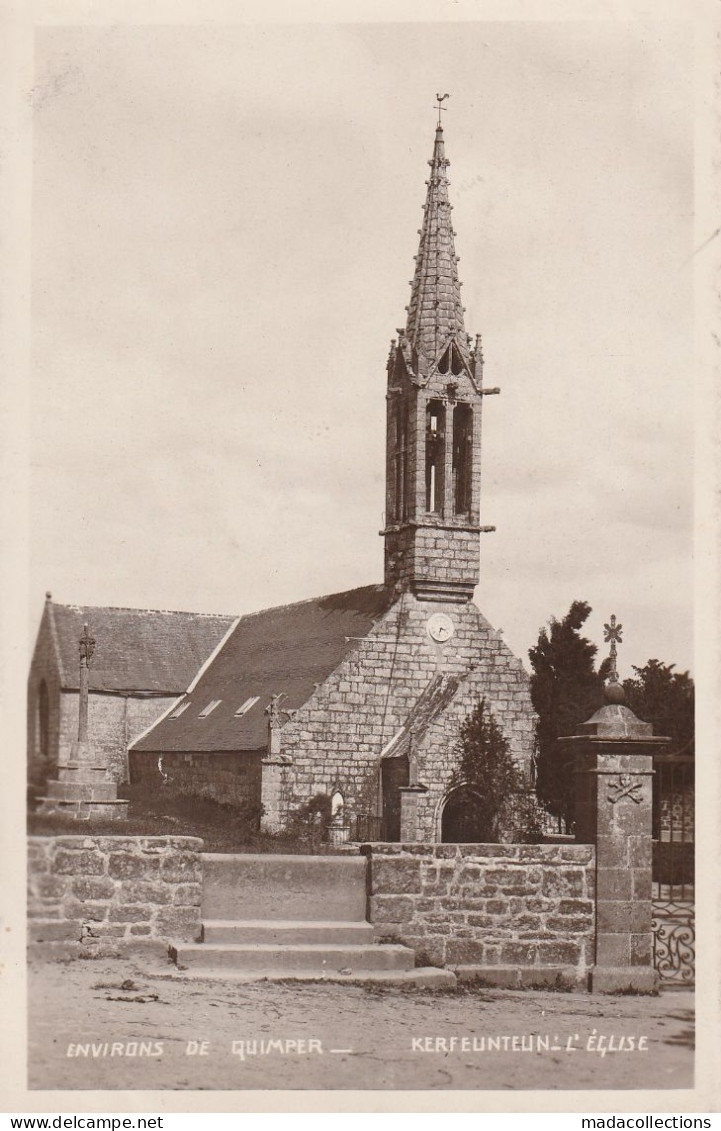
left=57, top=692, right=177, bottom=785
left=129, top=749, right=263, bottom=811
left=279, top=593, right=536, bottom=832
left=27, top=617, right=63, bottom=789
left=362, top=842, right=595, bottom=985
left=384, top=525, right=480, bottom=599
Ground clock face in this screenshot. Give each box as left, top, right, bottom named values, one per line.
left=427, top=613, right=454, bottom=643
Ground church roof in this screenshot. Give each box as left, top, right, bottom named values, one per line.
left=44, top=600, right=237, bottom=695
left=405, top=122, right=468, bottom=371
left=131, top=584, right=394, bottom=753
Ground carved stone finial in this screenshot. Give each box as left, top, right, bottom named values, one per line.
left=265, top=693, right=286, bottom=728
left=602, top=614, right=624, bottom=702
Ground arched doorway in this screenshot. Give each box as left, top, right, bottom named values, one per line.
left=441, top=786, right=490, bottom=843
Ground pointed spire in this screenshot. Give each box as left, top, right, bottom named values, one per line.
left=405, top=113, right=467, bottom=373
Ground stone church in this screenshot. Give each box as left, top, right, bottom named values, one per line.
left=27, top=595, right=235, bottom=795
left=130, top=117, right=536, bottom=842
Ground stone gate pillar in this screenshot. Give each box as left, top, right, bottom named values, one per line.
left=561, top=682, right=669, bottom=993
left=398, top=784, right=427, bottom=842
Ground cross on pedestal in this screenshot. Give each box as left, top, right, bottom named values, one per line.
left=77, top=622, right=95, bottom=745
left=603, top=613, right=623, bottom=684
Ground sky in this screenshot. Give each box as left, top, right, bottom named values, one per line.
left=29, top=19, right=694, bottom=678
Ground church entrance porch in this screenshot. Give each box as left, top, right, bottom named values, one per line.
left=440, top=785, right=488, bottom=843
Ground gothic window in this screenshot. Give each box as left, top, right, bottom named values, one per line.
left=393, top=404, right=408, bottom=521
left=37, top=680, right=49, bottom=760
left=437, top=343, right=464, bottom=377
left=425, top=400, right=446, bottom=513
left=452, top=403, right=473, bottom=515
left=330, top=790, right=345, bottom=823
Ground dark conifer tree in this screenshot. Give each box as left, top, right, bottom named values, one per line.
left=528, top=601, right=606, bottom=830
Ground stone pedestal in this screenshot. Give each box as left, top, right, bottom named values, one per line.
left=563, top=701, right=669, bottom=994
left=260, top=757, right=288, bottom=832
left=399, top=784, right=428, bottom=842
left=36, top=741, right=128, bottom=820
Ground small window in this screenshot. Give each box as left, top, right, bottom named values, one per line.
left=198, top=699, right=221, bottom=718
left=38, top=680, right=49, bottom=759
left=235, top=696, right=260, bottom=717
left=169, top=701, right=190, bottom=720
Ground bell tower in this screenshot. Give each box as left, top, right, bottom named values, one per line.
left=382, top=103, right=497, bottom=603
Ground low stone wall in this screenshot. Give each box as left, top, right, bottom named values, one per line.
left=361, top=842, right=595, bottom=987
left=28, top=835, right=203, bottom=959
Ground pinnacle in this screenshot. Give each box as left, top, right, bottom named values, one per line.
left=405, top=123, right=468, bottom=373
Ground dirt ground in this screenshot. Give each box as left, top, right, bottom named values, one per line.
left=27, top=957, right=694, bottom=1093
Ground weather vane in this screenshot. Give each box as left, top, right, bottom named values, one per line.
left=603, top=614, right=623, bottom=683
left=435, top=92, right=450, bottom=127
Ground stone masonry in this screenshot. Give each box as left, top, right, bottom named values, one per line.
left=361, top=842, right=595, bottom=987
left=28, top=835, right=203, bottom=959
left=277, top=591, right=535, bottom=836
left=564, top=689, right=670, bottom=993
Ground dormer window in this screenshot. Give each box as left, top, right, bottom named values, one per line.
left=235, top=696, right=260, bottom=717
left=198, top=699, right=221, bottom=718
left=169, top=701, right=190, bottom=719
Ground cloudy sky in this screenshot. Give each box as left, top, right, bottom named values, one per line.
left=29, top=19, right=694, bottom=676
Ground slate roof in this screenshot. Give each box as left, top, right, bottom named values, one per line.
left=131, top=584, right=394, bottom=753
left=45, top=601, right=237, bottom=695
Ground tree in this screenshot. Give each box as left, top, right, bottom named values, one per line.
left=623, top=660, right=694, bottom=756
left=528, top=601, right=606, bottom=830
left=451, top=698, right=541, bottom=843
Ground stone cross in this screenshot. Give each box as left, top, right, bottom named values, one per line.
left=603, top=613, right=623, bottom=684
left=77, top=622, right=95, bottom=744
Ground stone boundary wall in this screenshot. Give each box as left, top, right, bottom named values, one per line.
left=28, top=835, right=203, bottom=958
left=361, top=842, right=595, bottom=987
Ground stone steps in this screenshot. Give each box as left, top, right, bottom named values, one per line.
left=171, top=941, right=415, bottom=974
left=202, top=918, right=374, bottom=945
left=202, top=853, right=368, bottom=922
left=35, top=798, right=129, bottom=819
left=155, top=965, right=456, bottom=988
left=45, top=780, right=119, bottom=801
left=162, top=853, right=457, bottom=988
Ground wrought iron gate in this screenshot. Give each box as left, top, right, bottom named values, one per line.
left=651, top=752, right=694, bottom=985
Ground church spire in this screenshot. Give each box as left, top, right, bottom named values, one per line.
left=405, top=102, right=468, bottom=377
left=382, top=101, right=496, bottom=604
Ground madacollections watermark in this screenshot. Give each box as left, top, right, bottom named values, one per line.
left=411, top=1032, right=650, bottom=1056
